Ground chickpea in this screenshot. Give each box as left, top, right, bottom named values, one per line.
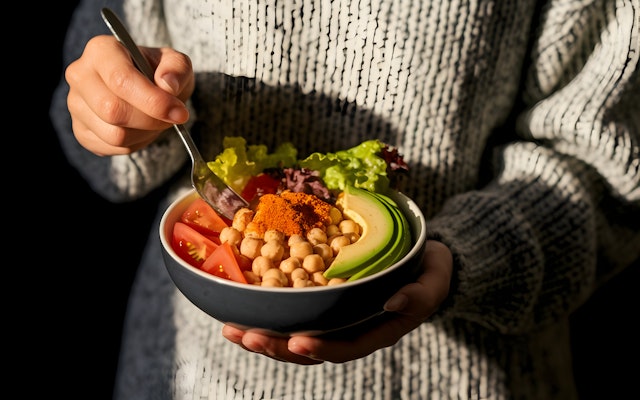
left=240, top=237, right=264, bottom=259
left=232, top=208, right=254, bottom=231
left=243, top=270, right=261, bottom=284
left=329, top=207, right=343, bottom=225
left=339, top=219, right=360, bottom=234
left=344, top=232, right=361, bottom=243
left=262, top=268, right=288, bottom=286
left=306, top=227, right=327, bottom=245
left=302, top=254, right=325, bottom=274
left=313, top=243, right=333, bottom=262
left=261, top=277, right=284, bottom=287
left=329, top=235, right=351, bottom=254
left=288, top=234, right=306, bottom=246
left=293, top=278, right=314, bottom=288
left=279, top=257, right=301, bottom=275
left=326, top=224, right=341, bottom=237
left=328, top=277, right=347, bottom=286
left=290, top=268, right=309, bottom=282
left=264, top=229, right=285, bottom=243
left=251, top=256, right=274, bottom=276
left=219, top=227, right=242, bottom=246
left=289, top=241, right=314, bottom=260
left=327, top=233, right=342, bottom=244
left=311, top=271, right=329, bottom=286
left=261, top=239, right=285, bottom=262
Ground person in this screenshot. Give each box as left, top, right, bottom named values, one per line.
left=50, top=0, right=639, bottom=398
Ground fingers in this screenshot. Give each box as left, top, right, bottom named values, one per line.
left=143, top=46, right=195, bottom=102
left=222, top=325, right=323, bottom=365
left=66, top=36, right=189, bottom=125
left=65, top=35, right=194, bottom=155
left=223, top=315, right=414, bottom=364
left=385, top=240, right=453, bottom=318
left=67, top=89, right=164, bottom=154
left=287, top=318, right=407, bottom=363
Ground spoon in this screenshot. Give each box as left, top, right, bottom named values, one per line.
left=100, top=7, right=249, bottom=220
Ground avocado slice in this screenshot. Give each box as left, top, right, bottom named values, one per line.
left=346, top=192, right=412, bottom=281
left=372, top=191, right=413, bottom=261
left=323, top=185, right=397, bottom=279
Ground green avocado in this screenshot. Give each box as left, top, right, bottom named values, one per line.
left=346, top=192, right=412, bottom=281
left=323, top=185, right=409, bottom=280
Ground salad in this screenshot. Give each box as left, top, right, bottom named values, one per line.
left=170, top=137, right=410, bottom=287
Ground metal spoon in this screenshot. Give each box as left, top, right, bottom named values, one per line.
left=100, top=7, right=249, bottom=219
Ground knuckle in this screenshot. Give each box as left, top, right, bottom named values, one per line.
left=99, top=93, right=130, bottom=126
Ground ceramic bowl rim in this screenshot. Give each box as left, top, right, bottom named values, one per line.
left=160, top=188, right=426, bottom=293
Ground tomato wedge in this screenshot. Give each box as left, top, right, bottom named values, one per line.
left=241, top=173, right=281, bottom=202
left=201, top=242, right=248, bottom=283
left=180, top=198, right=229, bottom=237
left=172, top=221, right=219, bottom=268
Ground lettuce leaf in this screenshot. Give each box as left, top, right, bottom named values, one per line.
left=207, top=137, right=298, bottom=193
left=299, top=140, right=390, bottom=193
left=207, top=137, right=394, bottom=195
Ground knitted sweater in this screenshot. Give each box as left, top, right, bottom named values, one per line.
left=50, top=0, right=639, bottom=399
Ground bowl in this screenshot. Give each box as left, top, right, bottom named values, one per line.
left=159, top=188, right=427, bottom=336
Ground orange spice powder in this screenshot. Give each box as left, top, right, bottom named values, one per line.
left=250, top=191, right=332, bottom=237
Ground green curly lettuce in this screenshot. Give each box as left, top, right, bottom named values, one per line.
left=298, top=140, right=391, bottom=193
left=207, top=137, right=393, bottom=195
left=207, top=137, right=298, bottom=193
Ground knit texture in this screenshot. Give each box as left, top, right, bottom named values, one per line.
left=50, top=0, right=640, bottom=398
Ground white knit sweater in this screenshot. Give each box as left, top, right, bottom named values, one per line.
left=51, top=0, right=639, bottom=399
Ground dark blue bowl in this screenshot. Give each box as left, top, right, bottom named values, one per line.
left=160, top=189, right=426, bottom=336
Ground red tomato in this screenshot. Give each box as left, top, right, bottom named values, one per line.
left=172, top=222, right=219, bottom=268
left=201, top=242, right=248, bottom=283
left=241, top=173, right=280, bottom=202
left=180, top=198, right=229, bottom=237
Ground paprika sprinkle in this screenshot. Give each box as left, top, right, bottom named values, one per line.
left=249, top=190, right=333, bottom=237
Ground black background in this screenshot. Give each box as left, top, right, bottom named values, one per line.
left=32, top=2, right=161, bottom=398
left=33, top=2, right=637, bottom=399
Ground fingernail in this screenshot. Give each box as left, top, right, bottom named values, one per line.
left=160, top=73, right=180, bottom=94
left=384, top=293, right=408, bottom=312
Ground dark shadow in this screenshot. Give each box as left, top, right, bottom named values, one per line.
left=40, top=2, right=163, bottom=399
left=570, top=258, right=639, bottom=399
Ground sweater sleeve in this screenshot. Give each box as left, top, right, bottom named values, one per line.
left=49, top=0, right=189, bottom=202
left=429, top=0, right=639, bottom=334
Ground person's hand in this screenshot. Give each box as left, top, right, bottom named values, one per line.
left=221, top=239, right=453, bottom=364
left=65, top=35, right=195, bottom=156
